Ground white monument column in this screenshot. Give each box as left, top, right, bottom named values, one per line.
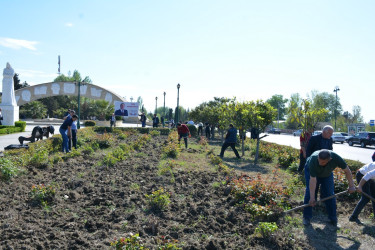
left=0, top=63, right=19, bottom=125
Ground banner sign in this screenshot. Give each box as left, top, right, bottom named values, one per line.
left=114, top=101, right=139, bottom=117
left=370, top=120, right=374, bottom=127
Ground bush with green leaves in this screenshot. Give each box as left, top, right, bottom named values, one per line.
left=110, top=233, right=144, bottom=249
left=255, top=222, right=278, bottom=238
left=145, top=188, right=171, bottom=211
left=84, top=120, right=96, bottom=126
left=149, top=129, right=161, bottom=137
left=30, top=183, right=57, bottom=205
left=186, top=124, right=197, bottom=136
left=15, top=121, right=27, bottom=131
left=28, top=146, right=50, bottom=168
left=0, top=158, right=20, bottom=181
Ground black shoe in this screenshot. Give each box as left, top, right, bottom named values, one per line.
left=330, top=220, right=340, bottom=228
left=349, top=216, right=361, bottom=224
left=303, top=218, right=311, bottom=226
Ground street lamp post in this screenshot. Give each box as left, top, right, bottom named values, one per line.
left=155, top=97, right=158, bottom=115
left=163, top=92, right=166, bottom=127
left=333, top=86, right=340, bottom=131
left=163, top=92, right=166, bottom=116
left=76, top=80, right=86, bottom=129
left=176, top=83, right=180, bottom=123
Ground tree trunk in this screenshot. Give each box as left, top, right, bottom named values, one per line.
left=254, top=137, right=260, bottom=165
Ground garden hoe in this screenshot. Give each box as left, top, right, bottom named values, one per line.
left=283, top=190, right=348, bottom=214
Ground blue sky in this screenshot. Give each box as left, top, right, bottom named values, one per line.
left=0, top=0, right=374, bottom=122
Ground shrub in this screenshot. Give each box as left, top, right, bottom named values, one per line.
left=0, top=158, right=20, bottom=181
left=102, top=153, right=118, bottom=167
left=30, top=183, right=57, bottom=205
left=110, top=233, right=144, bottom=249
left=150, top=130, right=161, bottom=137
left=15, top=121, right=27, bottom=131
left=145, top=188, right=171, bottom=211
left=255, top=222, right=278, bottom=238
left=162, top=142, right=180, bottom=158
left=187, top=124, right=197, bottom=136
left=28, top=146, right=50, bottom=168
left=84, top=120, right=96, bottom=126
left=81, top=145, right=94, bottom=156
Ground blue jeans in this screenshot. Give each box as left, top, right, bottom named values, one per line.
left=303, top=163, right=337, bottom=222
left=60, top=127, right=69, bottom=153
left=350, top=172, right=375, bottom=218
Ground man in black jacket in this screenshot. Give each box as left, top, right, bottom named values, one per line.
left=306, top=125, right=334, bottom=158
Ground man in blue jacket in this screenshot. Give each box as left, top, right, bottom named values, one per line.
left=219, top=124, right=241, bottom=159
left=306, top=125, right=334, bottom=158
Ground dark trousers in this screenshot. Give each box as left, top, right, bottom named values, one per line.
left=298, top=152, right=306, bottom=172
left=350, top=172, right=375, bottom=219
left=69, top=129, right=77, bottom=150
left=220, top=142, right=240, bottom=158
left=198, top=126, right=203, bottom=135
left=303, top=164, right=336, bottom=222
left=179, top=133, right=188, bottom=148
left=153, top=123, right=158, bottom=128
left=205, top=129, right=210, bottom=139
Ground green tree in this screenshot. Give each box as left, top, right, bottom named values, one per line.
left=309, top=90, right=342, bottom=122
left=13, top=73, right=29, bottom=90
left=266, top=94, right=288, bottom=121
left=248, top=100, right=276, bottom=164
left=288, top=98, right=328, bottom=133
left=20, top=101, right=48, bottom=119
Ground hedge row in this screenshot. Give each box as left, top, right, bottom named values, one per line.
left=94, top=126, right=172, bottom=135
left=0, top=121, right=26, bottom=135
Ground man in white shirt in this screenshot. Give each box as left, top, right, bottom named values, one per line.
left=349, top=162, right=375, bottom=222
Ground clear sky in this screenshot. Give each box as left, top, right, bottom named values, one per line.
left=0, top=0, right=374, bottom=122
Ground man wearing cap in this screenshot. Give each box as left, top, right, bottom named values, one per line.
left=303, top=149, right=356, bottom=226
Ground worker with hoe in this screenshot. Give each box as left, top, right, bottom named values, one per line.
left=303, top=149, right=356, bottom=227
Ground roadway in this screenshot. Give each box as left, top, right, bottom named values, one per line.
left=261, top=132, right=374, bottom=164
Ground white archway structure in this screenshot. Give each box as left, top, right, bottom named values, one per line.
left=14, top=82, right=125, bottom=106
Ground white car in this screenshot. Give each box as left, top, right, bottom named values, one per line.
left=312, top=131, right=322, bottom=136
left=293, top=129, right=303, bottom=136
left=331, top=132, right=346, bottom=144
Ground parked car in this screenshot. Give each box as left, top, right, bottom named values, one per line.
left=293, top=129, right=303, bottom=136
left=312, top=131, right=322, bottom=136
left=267, top=128, right=281, bottom=134
left=331, top=132, right=346, bottom=144
left=347, top=132, right=375, bottom=148
left=340, top=132, right=352, bottom=142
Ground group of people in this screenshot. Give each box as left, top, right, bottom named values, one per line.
left=60, top=109, right=78, bottom=153
left=297, top=125, right=375, bottom=226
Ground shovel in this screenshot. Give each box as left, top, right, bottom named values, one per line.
left=284, top=190, right=348, bottom=214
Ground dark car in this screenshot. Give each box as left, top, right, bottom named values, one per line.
left=347, top=132, right=375, bottom=148
left=267, top=128, right=281, bottom=134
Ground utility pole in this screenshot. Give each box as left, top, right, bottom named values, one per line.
left=176, top=83, right=180, bottom=123
left=334, top=86, right=340, bottom=131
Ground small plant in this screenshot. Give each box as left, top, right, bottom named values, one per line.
left=145, top=188, right=171, bottom=211
left=102, top=153, right=118, bottom=167
left=30, top=183, right=57, bottom=205
left=157, top=235, right=181, bottom=250
left=28, top=146, right=50, bottom=168
left=150, top=130, right=161, bottom=137
left=254, top=222, right=278, bottom=238
left=110, top=233, right=144, bottom=249
left=81, top=145, right=94, bottom=156
left=0, top=157, right=19, bottom=181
